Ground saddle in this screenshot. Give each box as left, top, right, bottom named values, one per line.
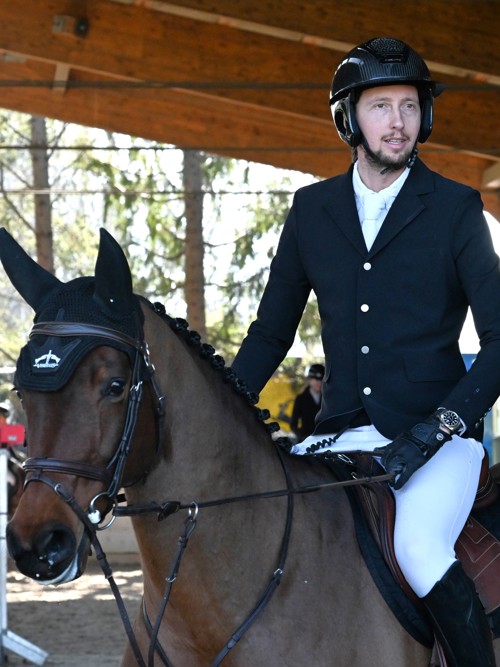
left=347, top=450, right=500, bottom=666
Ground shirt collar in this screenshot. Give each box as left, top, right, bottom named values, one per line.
left=353, top=162, right=410, bottom=208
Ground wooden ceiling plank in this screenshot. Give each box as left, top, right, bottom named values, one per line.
left=0, top=1, right=343, bottom=85
left=0, top=2, right=497, bottom=161
left=143, top=0, right=500, bottom=80
left=1, top=1, right=498, bottom=89
left=0, top=75, right=495, bottom=162
left=0, top=62, right=497, bottom=217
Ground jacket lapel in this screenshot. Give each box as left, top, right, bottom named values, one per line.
left=369, top=159, right=435, bottom=256
left=322, top=159, right=436, bottom=257
left=322, top=167, right=368, bottom=257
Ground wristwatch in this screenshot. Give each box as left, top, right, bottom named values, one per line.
left=435, top=408, right=462, bottom=435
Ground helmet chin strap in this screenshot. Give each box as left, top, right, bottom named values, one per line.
left=360, top=137, right=419, bottom=174
left=407, top=144, right=419, bottom=168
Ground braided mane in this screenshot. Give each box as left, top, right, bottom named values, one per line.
left=150, top=300, right=280, bottom=436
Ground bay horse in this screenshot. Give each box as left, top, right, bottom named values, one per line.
left=0, top=227, right=442, bottom=666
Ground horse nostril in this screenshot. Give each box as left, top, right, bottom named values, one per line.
left=36, top=527, right=76, bottom=568
left=7, top=523, right=78, bottom=581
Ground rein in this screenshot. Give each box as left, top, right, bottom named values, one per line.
left=26, top=469, right=149, bottom=667
left=113, top=463, right=394, bottom=519
left=140, top=442, right=296, bottom=667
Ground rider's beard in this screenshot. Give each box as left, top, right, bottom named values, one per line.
left=361, top=137, right=416, bottom=173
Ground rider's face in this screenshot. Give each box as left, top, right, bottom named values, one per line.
left=356, top=85, right=421, bottom=170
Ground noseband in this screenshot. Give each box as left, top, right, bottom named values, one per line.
left=22, top=320, right=165, bottom=526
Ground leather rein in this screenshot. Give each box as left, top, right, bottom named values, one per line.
left=20, top=318, right=393, bottom=667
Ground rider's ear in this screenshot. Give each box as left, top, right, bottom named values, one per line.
left=0, top=227, right=62, bottom=311
left=93, top=227, right=136, bottom=318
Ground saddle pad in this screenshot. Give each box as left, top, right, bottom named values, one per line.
left=322, top=460, right=435, bottom=647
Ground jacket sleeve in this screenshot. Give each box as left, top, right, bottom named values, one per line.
left=232, top=195, right=311, bottom=394
left=441, top=191, right=500, bottom=433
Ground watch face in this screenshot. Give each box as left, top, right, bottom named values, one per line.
left=441, top=410, right=461, bottom=431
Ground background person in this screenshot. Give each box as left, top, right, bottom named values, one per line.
left=290, top=363, right=324, bottom=442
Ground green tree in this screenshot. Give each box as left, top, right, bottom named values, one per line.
left=0, top=112, right=322, bottom=379
left=0, top=113, right=100, bottom=368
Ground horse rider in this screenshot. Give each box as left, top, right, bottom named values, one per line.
left=232, top=37, right=499, bottom=666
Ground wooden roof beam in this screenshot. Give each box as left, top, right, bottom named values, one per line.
left=116, top=0, right=500, bottom=85
left=0, top=61, right=497, bottom=209
left=0, top=1, right=497, bottom=161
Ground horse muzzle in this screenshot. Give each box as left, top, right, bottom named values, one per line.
left=6, top=518, right=91, bottom=584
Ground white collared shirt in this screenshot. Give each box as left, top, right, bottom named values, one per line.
left=353, top=163, right=410, bottom=250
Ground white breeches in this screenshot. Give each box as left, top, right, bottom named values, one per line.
left=294, top=425, right=484, bottom=597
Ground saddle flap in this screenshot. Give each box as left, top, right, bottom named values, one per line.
left=353, top=453, right=500, bottom=617
left=455, top=516, right=500, bottom=615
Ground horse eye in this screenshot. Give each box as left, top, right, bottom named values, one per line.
left=106, top=379, right=126, bottom=398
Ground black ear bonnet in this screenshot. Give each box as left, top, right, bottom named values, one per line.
left=0, top=227, right=143, bottom=392
left=16, top=277, right=144, bottom=391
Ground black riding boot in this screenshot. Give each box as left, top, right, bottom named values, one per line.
left=423, top=561, right=495, bottom=667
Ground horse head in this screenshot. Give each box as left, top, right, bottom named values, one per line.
left=0, top=228, right=159, bottom=584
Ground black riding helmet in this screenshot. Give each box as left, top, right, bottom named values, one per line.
left=307, top=364, right=325, bottom=380
left=329, top=37, right=441, bottom=152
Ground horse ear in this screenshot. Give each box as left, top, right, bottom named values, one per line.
left=0, top=227, right=62, bottom=311
left=93, top=228, right=135, bottom=315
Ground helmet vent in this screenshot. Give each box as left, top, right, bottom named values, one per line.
left=366, top=37, right=409, bottom=64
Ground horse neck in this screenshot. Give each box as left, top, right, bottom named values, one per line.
left=139, top=307, right=285, bottom=502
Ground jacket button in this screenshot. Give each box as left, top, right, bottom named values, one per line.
left=363, top=262, right=372, bottom=270
left=361, top=346, right=370, bottom=354
left=363, top=387, right=372, bottom=395
left=360, top=304, right=369, bottom=312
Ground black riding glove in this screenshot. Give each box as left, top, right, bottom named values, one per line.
left=375, top=416, right=452, bottom=490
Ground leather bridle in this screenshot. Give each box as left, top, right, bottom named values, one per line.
left=22, top=320, right=165, bottom=526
